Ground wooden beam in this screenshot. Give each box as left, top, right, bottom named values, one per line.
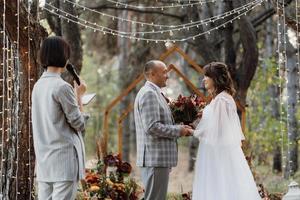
left=102, top=74, right=144, bottom=155
left=159, top=45, right=178, bottom=60
left=174, top=46, right=204, bottom=74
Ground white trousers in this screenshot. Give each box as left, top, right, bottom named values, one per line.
left=38, top=181, right=78, bottom=200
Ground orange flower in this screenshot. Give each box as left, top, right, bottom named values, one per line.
left=85, top=173, right=100, bottom=184
left=88, top=185, right=100, bottom=192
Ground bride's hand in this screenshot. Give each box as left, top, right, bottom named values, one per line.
left=189, top=123, right=196, bottom=129
left=190, top=118, right=201, bottom=129
left=196, top=112, right=203, bottom=118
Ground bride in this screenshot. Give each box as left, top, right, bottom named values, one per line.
left=192, top=62, right=261, bottom=200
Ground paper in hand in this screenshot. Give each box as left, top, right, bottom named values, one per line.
left=81, top=93, right=96, bottom=105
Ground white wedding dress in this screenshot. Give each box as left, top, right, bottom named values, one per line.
left=192, top=92, right=261, bottom=200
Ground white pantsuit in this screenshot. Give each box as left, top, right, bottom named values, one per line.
left=32, top=72, right=88, bottom=200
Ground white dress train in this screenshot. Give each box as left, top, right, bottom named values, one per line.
left=192, top=92, right=261, bottom=200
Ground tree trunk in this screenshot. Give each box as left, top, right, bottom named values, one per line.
left=0, top=0, right=47, bottom=199
left=44, top=0, right=83, bottom=81
left=284, top=38, right=299, bottom=178
left=45, top=0, right=62, bottom=36
left=233, top=0, right=259, bottom=106
left=223, top=1, right=237, bottom=83
left=186, top=6, right=217, bottom=63
left=262, top=3, right=282, bottom=172
left=118, top=5, right=131, bottom=162
left=270, top=82, right=281, bottom=172
left=60, top=0, right=83, bottom=81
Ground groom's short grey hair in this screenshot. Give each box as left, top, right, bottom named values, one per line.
left=143, top=60, right=164, bottom=78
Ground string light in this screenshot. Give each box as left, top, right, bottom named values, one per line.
left=42, top=0, right=263, bottom=43
left=0, top=0, right=5, bottom=197
left=0, top=29, right=22, bottom=197
left=3, top=34, right=14, bottom=195
left=281, top=0, right=296, bottom=179
left=277, top=0, right=286, bottom=177
left=62, top=0, right=260, bottom=29
left=15, top=0, right=20, bottom=198
left=46, top=0, right=260, bottom=36
left=4, top=30, right=11, bottom=200
left=281, top=0, right=291, bottom=178
left=27, top=0, right=33, bottom=197
left=277, top=0, right=297, bottom=179
left=8, top=42, right=13, bottom=194
left=296, top=0, right=300, bottom=105
left=105, top=0, right=229, bottom=9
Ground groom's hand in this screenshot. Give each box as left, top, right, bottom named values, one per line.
left=179, top=125, right=194, bottom=137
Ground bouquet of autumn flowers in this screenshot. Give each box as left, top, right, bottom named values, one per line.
left=81, top=154, right=144, bottom=200
left=169, top=94, right=206, bottom=125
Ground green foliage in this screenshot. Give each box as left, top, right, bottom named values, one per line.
left=81, top=53, right=121, bottom=157
left=246, top=57, right=285, bottom=159
left=254, top=165, right=300, bottom=194
left=246, top=56, right=300, bottom=193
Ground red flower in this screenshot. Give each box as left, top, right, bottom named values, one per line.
left=85, top=173, right=100, bottom=185
left=182, top=193, right=192, bottom=200
left=117, top=162, right=132, bottom=175
left=169, top=94, right=207, bottom=125
left=175, top=102, right=183, bottom=107
left=104, top=154, right=121, bottom=167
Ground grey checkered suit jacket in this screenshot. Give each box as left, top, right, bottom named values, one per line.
left=134, top=81, right=181, bottom=167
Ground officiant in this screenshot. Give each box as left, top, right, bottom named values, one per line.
left=31, top=36, right=89, bottom=200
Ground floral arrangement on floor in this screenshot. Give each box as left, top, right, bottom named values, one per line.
left=181, top=192, right=192, bottom=200
left=169, top=94, right=207, bottom=125
left=80, top=154, right=144, bottom=200
left=258, top=184, right=283, bottom=200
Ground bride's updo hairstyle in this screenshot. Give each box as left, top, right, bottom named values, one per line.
left=203, top=62, right=236, bottom=96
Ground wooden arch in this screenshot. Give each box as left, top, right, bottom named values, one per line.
left=102, top=45, right=246, bottom=156
left=117, top=64, right=207, bottom=157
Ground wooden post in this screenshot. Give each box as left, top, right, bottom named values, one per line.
left=102, top=74, right=144, bottom=156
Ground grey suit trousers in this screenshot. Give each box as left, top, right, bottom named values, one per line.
left=141, top=167, right=170, bottom=200
left=38, top=181, right=78, bottom=200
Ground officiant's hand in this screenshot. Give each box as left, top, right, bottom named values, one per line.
left=179, top=125, right=194, bottom=137
left=74, top=79, right=87, bottom=98
left=74, top=79, right=87, bottom=112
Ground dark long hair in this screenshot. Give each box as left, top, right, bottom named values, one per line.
left=39, top=36, right=70, bottom=68
left=203, top=62, right=236, bottom=96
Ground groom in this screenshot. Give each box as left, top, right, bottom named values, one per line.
left=134, top=60, right=193, bottom=200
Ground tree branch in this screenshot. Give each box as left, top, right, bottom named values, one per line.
left=251, top=7, right=275, bottom=27
left=212, top=0, right=294, bottom=51
left=233, top=1, right=259, bottom=105
left=270, top=0, right=299, bottom=32
left=252, top=0, right=294, bottom=28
